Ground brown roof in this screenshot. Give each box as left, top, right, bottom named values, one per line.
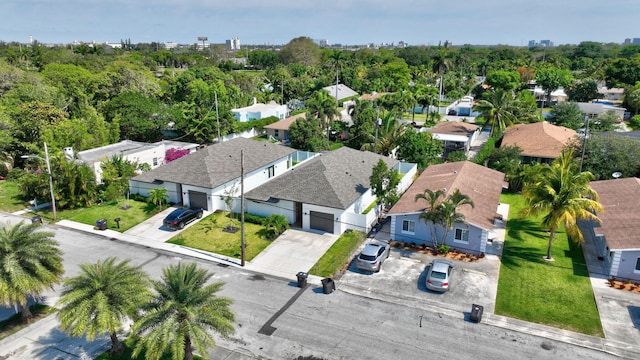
left=360, top=92, right=389, bottom=101
left=388, top=161, right=506, bottom=231
left=501, top=122, right=577, bottom=159
left=590, top=178, right=640, bottom=250
left=263, top=113, right=306, bottom=130
left=429, top=121, right=479, bottom=136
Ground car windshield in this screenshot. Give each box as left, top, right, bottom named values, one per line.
left=359, top=254, right=377, bottom=261
left=430, top=271, right=446, bottom=280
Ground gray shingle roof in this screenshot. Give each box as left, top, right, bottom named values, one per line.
left=246, top=147, right=399, bottom=209
left=131, top=138, right=295, bottom=188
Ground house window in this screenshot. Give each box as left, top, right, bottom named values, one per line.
left=454, top=228, right=469, bottom=243
left=402, top=220, right=415, bottom=234
left=274, top=129, right=279, bottom=137
left=152, top=157, right=158, bottom=166
left=635, top=258, right=640, bottom=273
left=267, top=165, right=275, bottom=178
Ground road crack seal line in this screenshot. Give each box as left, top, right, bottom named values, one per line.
left=258, top=284, right=309, bottom=336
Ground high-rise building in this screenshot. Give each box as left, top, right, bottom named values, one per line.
left=633, top=38, right=640, bottom=45
left=226, top=37, right=240, bottom=50
left=528, top=40, right=536, bottom=47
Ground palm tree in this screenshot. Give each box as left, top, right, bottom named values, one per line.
left=132, top=262, right=235, bottom=360
left=415, top=189, right=445, bottom=248
left=361, top=111, right=410, bottom=156
left=439, top=189, right=474, bottom=245
left=522, top=149, right=603, bottom=260
left=147, top=187, right=169, bottom=210
left=306, top=89, right=338, bottom=140
left=472, top=89, right=517, bottom=137
left=0, top=221, right=63, bottom=322
left=57, top=257, right=151, bottom=356
left=431, top=47, right=453, bottom=113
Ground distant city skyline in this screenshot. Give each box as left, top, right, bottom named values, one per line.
left=0, top=1, right=638, bottom=46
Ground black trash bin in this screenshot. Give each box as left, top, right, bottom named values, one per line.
left=95, top=218, right=108, bottom=230
left=470, top=304, right=483, bottom=323
left=31, top=215, right=42, bottom=224
left=296, top=272, right=308, bottom=288
left=321, top=278, right=335, bottom=294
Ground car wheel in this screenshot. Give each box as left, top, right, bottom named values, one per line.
left=197, top=211, right=203, bottom=219
left=178, top=222, right=185, bottom=229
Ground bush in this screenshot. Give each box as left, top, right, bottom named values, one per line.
left=473, top=136, right=498, bottom=165
left=437, top=244, right=451, bottom=254
left=239, top=212, right=266, bottom=225
left=629, top=115, right=640, bottom=130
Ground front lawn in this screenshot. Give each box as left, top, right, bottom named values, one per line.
left=495, top=193, right=603, bottom=336
left=167, top=212, right=271, bottom=262
left=57, top=200, right=158, bottom=232
left=309, top=230, right=366, bottom=278
left=0, top=180, right=31, bottom=213
left=0, top=304, right=56, bottom=340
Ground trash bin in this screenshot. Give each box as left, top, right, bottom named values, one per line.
left=321, top=278, right=335, bottom=294
left=470, top=304, right=483, bottom=323
left=95, top=218, right=107, bottom=230
left=31, top=215, right=42, bottom=224
left=296, top=272, right=308, bottom=288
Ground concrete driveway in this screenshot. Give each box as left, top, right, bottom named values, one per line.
left=123, top=206, right=208, bottom=243
left=338, top=248, right=501, bottom=314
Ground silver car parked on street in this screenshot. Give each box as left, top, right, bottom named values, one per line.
left=355, top=240, right=390, bottom=272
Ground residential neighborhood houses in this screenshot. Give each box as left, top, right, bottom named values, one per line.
left=2, top=38, right=640, bottom=360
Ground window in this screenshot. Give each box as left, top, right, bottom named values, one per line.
left=267, top=165, right=275, bottom=178
left=274, top=129, right=279, bottom=137
left=152, top=157, right=158, bottom=166
left=635, top=257, right=640, bottom=273
left=402, top=220, right=415, bottom=234
left=454, top=228, right=469, bottom=243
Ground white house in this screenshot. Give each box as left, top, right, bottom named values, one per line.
left=76, top=140, right=199, bottom=184
left=231, top=99, right=287, bottom=122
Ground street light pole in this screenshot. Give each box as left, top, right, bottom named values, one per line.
left=22, top=142, right=56, bottom=220
left=579, top=116, right=589, bottom=173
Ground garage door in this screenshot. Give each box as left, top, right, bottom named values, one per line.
left=310, top=211, right=334, bottom=233
left=188, top=191, right=208, bottom=210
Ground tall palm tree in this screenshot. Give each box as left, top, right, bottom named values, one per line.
left=306, top=89, right=338, bottom=140
left=431, top=47, right=453, bottom=113
left=0, top=221, right=63, bottom=322
left=415, top=189, right=445, bottom=248
left=57, top=257, right=151, bottom=356
left=132, top=262, right=235, bottom=360
left=522, top=149, right=603, bottom=260
left=439, top=189, right=474, bottom=246
left=472, top=89, right=517, bottom=137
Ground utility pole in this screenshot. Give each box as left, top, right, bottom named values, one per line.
left=374, top=108, right=382, bottom=154
left=579, top=116, right=590, bottom=172
left=240, top=150, right=245, bottom=267
left=215, top=91, right=221, bottom=143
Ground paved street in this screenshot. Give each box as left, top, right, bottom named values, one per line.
left=0, top=212, right=638, bottom=359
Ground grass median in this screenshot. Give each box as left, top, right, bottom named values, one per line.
left=495, top=193, right=603, bottom=337
left=309, top=230, right=366, bottom=278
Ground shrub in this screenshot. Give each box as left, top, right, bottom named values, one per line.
left=437, top=244, right=451, bottom=254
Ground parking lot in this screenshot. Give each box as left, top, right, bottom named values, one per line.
left=338, top=247, right=501, bottom=315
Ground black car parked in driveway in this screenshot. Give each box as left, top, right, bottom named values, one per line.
left=163, top=208, right=204, bottom=230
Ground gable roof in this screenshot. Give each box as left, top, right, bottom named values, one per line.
left=360, top=92, right=389, bottom=101
left=131, top=138, right=295, bottom=189
left=388, top=161, right=506, bottom=231
left=322, top=84, right=359, bottom=101
left=245, top=147, right=399, bottom=210
left=589, top=177, right=640, bottom=250
left=428, top=121, right=479, bottom=136
left=501, top=122, right=577, bottom=159
left=264, top=113, right=306, bottom=130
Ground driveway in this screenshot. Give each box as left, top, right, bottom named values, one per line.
left=338, top=248, right=501, bottom=314
left=246, top=229, right=340, bottom=280
left=123, top=206, right=208, bottom=243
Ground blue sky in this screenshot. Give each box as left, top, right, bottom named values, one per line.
left=1, top=0, right=637, bottom=46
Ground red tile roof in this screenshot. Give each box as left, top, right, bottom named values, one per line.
left=590, top=177, right=640, bottom=250
left=388, top=161, right=506, bottom=231
left=263, top=113, right=306, bottom=130
left=501, top=122, right=577, bottom=159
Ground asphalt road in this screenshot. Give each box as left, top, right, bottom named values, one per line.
left=0, top=219, right=621, bottom=360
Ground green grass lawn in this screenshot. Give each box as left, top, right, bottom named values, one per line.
left=56, top=200, right=158, bottom=232
left=0, top=180, right=31, bottom=213
left=496, top=193, right=603, bottom=336
left=0, top=304, right=56, bottom=340
left=309, top=230, right=366, bottom=278
left=167, top=212, right=271, bottom=262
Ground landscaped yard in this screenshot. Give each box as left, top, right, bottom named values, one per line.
left=309, top=230, right=366, bottom=278
left=495, top=193, right=603, bottom=337
left=56, top=200, right=157, bottom=232
left=167, top=212, right=271, bottom=262
left=0, top=180, right=31, bottom=213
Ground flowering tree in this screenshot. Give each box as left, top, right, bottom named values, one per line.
left=165, top=148, right=190, bottom=163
